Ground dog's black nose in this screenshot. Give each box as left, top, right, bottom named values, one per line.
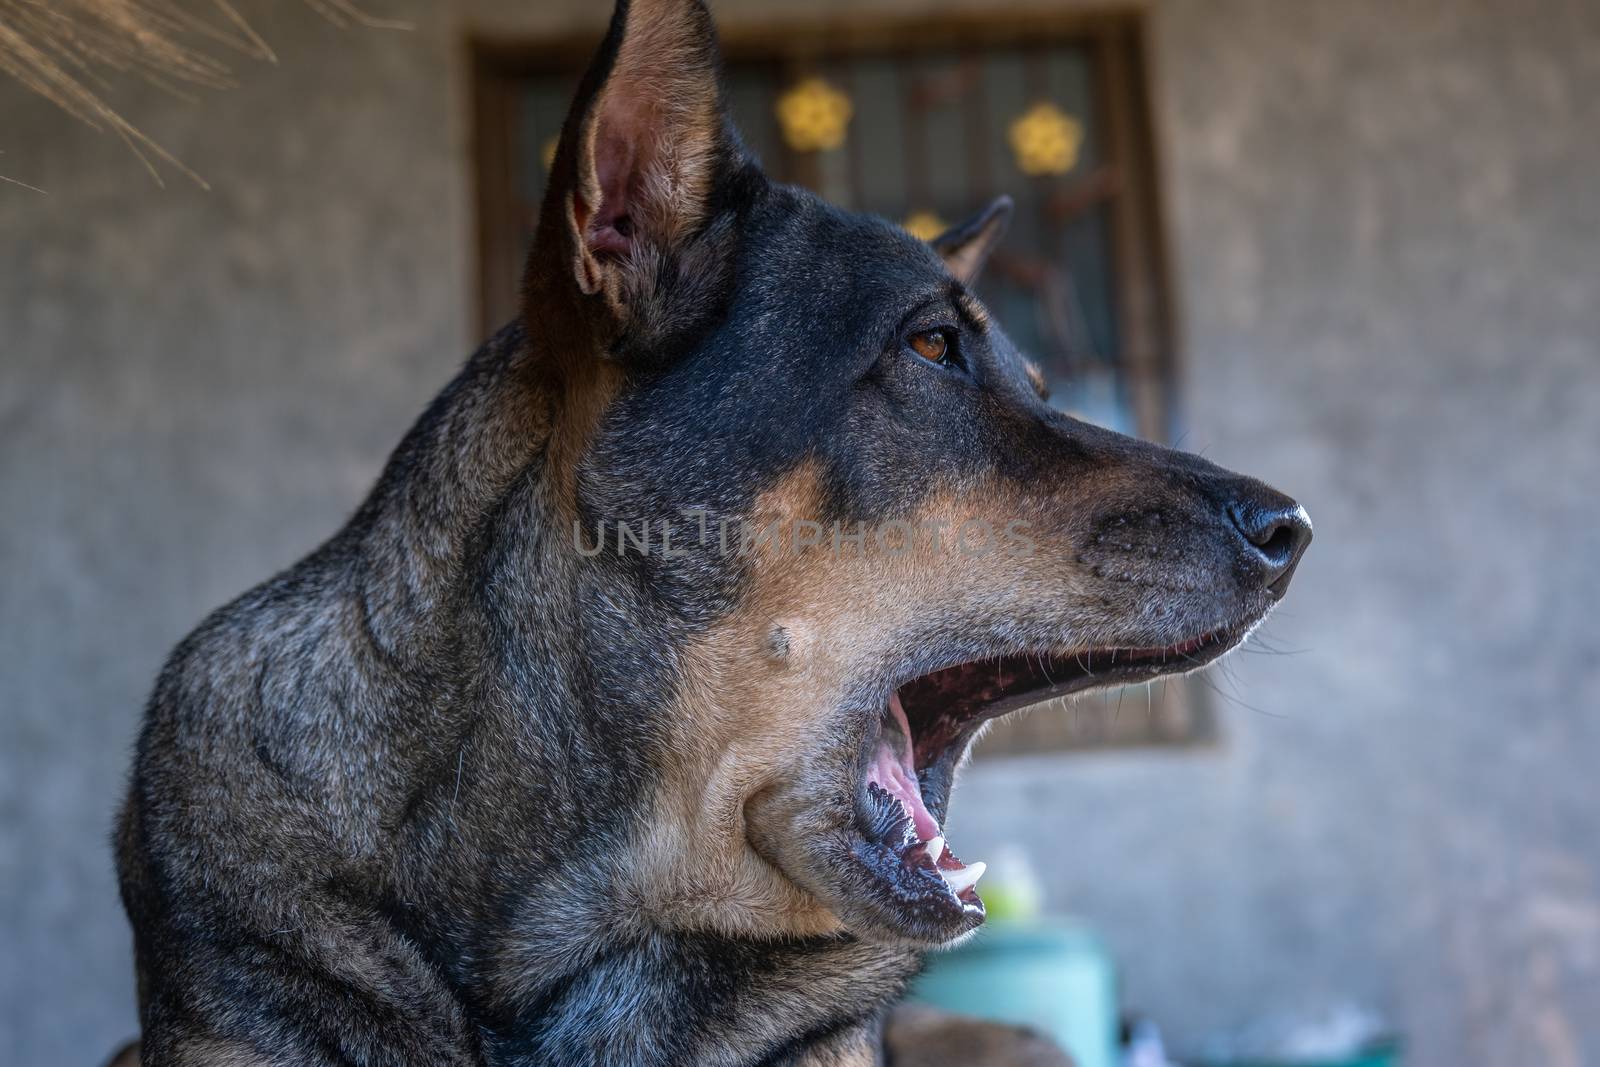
left=1227, top=491, right=1313, bottom=598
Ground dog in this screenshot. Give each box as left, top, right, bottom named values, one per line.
left=113, top=1, right=1311, bottom=1063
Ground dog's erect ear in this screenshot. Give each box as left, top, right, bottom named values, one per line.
left=539, top=0, right=733, bottom=307
left=932, top=196, right=1013, bottom=285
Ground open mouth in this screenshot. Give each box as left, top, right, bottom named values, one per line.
left=853, top=627, right=1237, bottom=940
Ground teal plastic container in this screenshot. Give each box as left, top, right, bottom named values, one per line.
left=910, top=923, right=1117, bottom=1067
left=1196, top=1046, right=1403, bottom=1067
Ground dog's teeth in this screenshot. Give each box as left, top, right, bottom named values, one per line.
left=940, top=861, right=986, bottom=897
left=922, top=835, right=945, bottom=862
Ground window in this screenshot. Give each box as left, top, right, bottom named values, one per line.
left=470, top=11, right=1206, bottom=752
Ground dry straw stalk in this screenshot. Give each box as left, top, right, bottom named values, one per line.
left=0, top=0, right=407, bottom=186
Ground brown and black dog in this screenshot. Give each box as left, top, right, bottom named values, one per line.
left=113, top=1, right=1310, bottom=1064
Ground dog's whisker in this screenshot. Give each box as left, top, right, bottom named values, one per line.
left=1191, top=670, right=1287, bottom=719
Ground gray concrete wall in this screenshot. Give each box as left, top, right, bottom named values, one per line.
left=3, top=1, right=1598, bottom=1064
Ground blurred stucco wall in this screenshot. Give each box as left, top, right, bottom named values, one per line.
left=3, top=1, right=1598, bottom=1064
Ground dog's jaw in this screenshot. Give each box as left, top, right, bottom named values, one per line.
left=800, top=616, right=1269, bottom=947
left=858, top=693, right=987, bottom=914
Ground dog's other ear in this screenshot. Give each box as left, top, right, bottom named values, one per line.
left=533, top=0, right=735, bottom=316
left=932, top=196, right=1013, bottom=285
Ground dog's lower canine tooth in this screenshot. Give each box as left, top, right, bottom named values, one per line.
left=940, top=861, right=986, bottom=896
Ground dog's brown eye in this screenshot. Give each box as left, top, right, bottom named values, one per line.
left=908, top=330, right=949, bottom=364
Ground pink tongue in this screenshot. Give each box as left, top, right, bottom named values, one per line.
left=868, top=693, right=942, bottom=842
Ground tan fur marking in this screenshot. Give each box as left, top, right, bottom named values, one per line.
left=628, top=461, right=1091, bottom=937
left=544, top=357, right=626, bottom=523
left=1024, top=359, right=1050, bottom=400
left=955, top=290, right=990, bottom=329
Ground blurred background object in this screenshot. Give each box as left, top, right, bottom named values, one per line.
left=1193, top=1003, right=1399, bottom=1067
left=911, top=843, right=1118, bottom=1067
left=4, top=1, right=1599, bottom=1065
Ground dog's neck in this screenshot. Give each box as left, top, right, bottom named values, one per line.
left=335, top=325, right=919, bottom=1065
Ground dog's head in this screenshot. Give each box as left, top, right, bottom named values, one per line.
left=521, top=0, right=1310, bottom=948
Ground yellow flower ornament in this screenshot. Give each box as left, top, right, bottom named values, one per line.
left=1008, top=101, right=1083, bottom=176
left=776, top=77, right=854, bottom=153
left=902, top=212, right=948, bottom=242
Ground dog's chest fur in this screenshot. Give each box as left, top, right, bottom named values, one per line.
left=478, top=929, right=914, bottom=1065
